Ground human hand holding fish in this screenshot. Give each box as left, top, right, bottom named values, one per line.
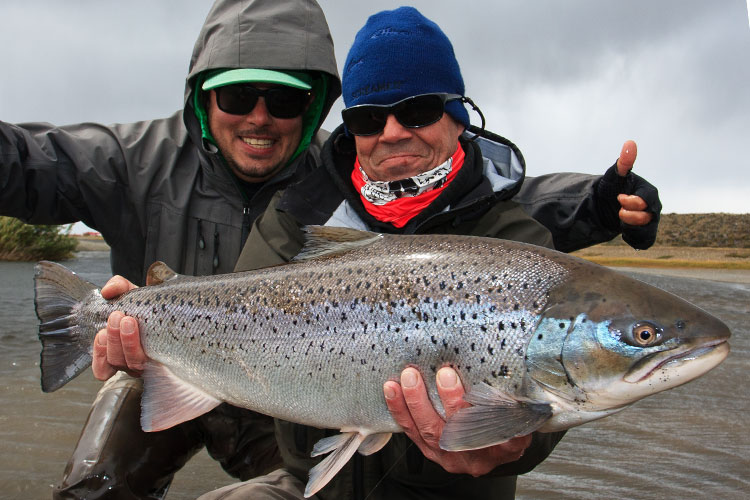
left=385, top=366, right=531, bottom=476
left=92, top=276, right=144, bottom=380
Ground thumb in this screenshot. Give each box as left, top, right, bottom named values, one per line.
left=616, top=140, right=637, bottom=177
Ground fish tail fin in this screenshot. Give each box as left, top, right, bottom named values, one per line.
left=35, top=261, right=98, bottom=392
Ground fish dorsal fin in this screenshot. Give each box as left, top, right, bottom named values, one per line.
left=146, top=261, right=179, bottom=286
left=305, top=431, right=367, bottom=497
left=439, top=383, right=552, bottom=452
left=140, top=360, right=222, bottom=432
left=293, top=226, right=382, bottom=262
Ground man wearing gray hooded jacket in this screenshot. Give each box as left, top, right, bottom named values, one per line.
left=1, top=0, right=659, bottom=498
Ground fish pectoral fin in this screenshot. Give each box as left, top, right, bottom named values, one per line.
left=140, top=360, right=222, bottom=432
left=358, top=432, right=392, bottom=456
left=439, top=383, right=552, bottom=452
left=146, top=261, right=180, bottom=286
left=305, top=431, right=366, bottom=498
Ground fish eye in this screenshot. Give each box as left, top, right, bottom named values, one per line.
left=632, top=322, right=662, bottom=346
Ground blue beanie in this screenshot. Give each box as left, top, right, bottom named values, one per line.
left=342, top=7, right=470, bottom=129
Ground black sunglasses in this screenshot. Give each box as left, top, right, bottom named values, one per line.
left=341, top=93, right=464, bottom=136
left=214, top=84, right=311, bottom=119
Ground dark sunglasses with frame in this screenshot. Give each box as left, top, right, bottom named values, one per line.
left=341, top=93, right=485, bottom=137
left=214, top=84, right=312, bottom=119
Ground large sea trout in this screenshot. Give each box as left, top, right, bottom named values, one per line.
left=35, top=227, right=731, bottom=497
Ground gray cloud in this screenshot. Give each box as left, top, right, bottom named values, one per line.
left=2, top=0, right=748, bottom=214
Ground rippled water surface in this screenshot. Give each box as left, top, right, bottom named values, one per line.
left=0, top=253, right=747, bottom=499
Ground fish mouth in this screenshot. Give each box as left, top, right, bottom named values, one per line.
left=624, top=339, right=730, bottom=384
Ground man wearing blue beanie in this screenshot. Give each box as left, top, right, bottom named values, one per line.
left=93, top=6, right=661, bottom=500
left=229, top=7, right=660, bottom=499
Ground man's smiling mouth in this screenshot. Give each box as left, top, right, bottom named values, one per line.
left=242, top=137, right=274, bottom=149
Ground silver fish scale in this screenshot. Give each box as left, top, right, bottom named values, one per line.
left=81, top=234, right=570, bottom=430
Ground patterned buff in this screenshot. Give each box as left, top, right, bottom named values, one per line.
left=351, top=143, right=465, bottom=228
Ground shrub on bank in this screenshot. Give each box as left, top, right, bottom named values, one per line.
left=0, top=217, right=77, bottom=261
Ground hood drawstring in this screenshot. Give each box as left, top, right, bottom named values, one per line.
left=213, top=228, right=220, bottom=270
left=195, top=219, right=219, bottom=271
left=197, top=219, right=206, bottom=250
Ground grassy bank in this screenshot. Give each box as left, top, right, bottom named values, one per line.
left=573, top=245, right=750, bottom=270
left=73, top=235, right=110, bottom=252
left=0, top=217, right=77, bottom=261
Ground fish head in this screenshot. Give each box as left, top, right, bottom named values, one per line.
left=527, top=263, right=731, bottom=430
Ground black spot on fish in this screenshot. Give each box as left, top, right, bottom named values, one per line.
left=488, top=345, right=495, bottom=355
left=538, top=334, right=543, bottom=340
left=499, top=322, right=505, bottom=331
left=559, top=323, right=566, bottom=329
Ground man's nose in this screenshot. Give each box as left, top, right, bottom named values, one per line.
left=379, top=114, right=412, bottom=141
left=245, top=97, right=273, bottom=126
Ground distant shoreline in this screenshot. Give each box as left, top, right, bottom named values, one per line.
left=73, top=236, right=109, bottom=252
left=73, top=236, right=749, bottom=272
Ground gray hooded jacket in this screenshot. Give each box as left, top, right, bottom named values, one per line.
left=0, top=0, right=341, bottom=285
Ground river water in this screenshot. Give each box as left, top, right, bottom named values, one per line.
left=0, top=251, right=747, bottom=499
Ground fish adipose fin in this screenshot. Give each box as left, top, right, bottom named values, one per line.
left=305, top=430, right=391, bottom=497
left=35, top=261, right=98, bottom=392
left=294, top=226, right=382, bottom=262
left=140, top=360, right=222, bottom=432
left=146, top=261, right=180, bottom=286
left=440, top=383, right=552, bottom=451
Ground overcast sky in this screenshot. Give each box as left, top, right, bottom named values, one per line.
left=2, top=1, right=748, bottom=235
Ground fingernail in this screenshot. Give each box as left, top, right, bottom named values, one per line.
left=107, top=312, right=121, bottom=329
left=96, top=333, right=107, bottom=346
left=401, top=369, right=418, bottom=388
left=383, top=383, right=396, bottom=400
left=437, top=368, right=458, bottom=389
left=121, top=318, right=135, bottom=335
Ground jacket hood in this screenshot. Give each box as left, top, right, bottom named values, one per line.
left=183, top=0, right=341, bottom=139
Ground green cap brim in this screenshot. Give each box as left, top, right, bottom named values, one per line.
left=202, top=69, right=312, bottom=90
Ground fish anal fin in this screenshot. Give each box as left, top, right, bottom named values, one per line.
left=140, top=361, right=221, bottom=432
left=294, top=226, right=382, bottom=262
left=305, top=431, right=366, bottom=497
left=358, top=432, right=392, bottom=456
left=439, top=383, right=552, bottom=452
left=146, top=261, right=179, bottom=286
